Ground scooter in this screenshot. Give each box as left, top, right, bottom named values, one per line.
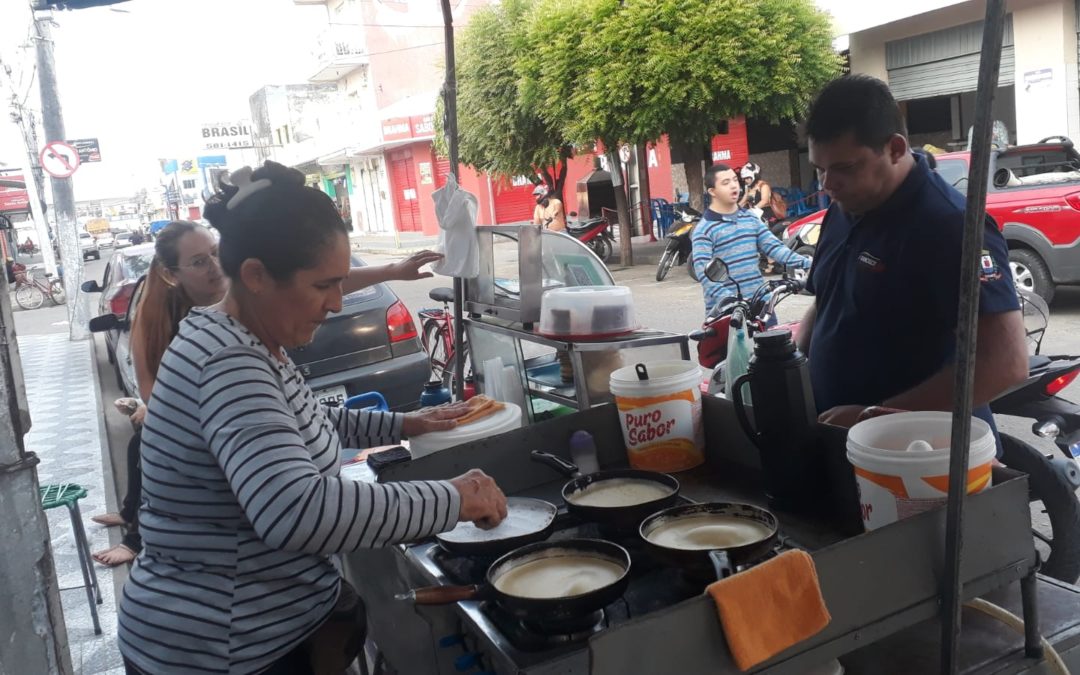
left=690, top=266, right=1080, bottom=582
left=565, top=212, right=615, bottom=263
left=655, top=206, right=702, bottom=282
left=783, top=218, right=819, bottom=258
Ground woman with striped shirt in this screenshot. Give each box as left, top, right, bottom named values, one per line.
left=118, top=162, right=507, bottom=674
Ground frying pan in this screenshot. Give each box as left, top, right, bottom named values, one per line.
left=639, top=502, right=778, bottom=582
left=436, top=497, right=558, bottom=557
left=401, top=539, right=631, bottom=623
left=531, top=450, right=680, bottom=532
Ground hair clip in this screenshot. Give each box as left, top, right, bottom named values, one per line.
left=226, top=166, right=272, bottom=211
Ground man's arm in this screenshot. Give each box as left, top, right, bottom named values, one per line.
left=883, top=310, right=1027, bottom=410
left=341, top=250, right=444, bottom=295
left=796, top=302, right=816, bottom=354
left=820, top=310, right=1027, bottom=426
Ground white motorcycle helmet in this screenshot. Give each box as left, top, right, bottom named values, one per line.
left=740, top=162, right=761, bottom=184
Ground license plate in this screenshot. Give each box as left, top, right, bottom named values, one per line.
left=315, top=386, right=348, bottom=407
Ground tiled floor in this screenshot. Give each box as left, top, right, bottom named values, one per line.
left=20, top=333, right=124, bottom=674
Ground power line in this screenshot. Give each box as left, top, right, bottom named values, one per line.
left=361, top=41, right=444, bottom=56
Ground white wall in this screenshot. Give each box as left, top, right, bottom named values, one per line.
left=849, top=0, right=1079, bottom=145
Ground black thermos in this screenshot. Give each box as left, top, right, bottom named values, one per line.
left=730, top=329, right=817, bottom=507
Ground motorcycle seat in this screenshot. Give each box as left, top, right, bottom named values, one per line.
left=567, top=218, right=605, bottom=233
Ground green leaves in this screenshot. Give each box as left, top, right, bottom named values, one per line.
left=442, top=0, right=842, bottom=180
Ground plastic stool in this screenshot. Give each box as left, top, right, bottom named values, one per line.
left=40, top=483, right=102, bottom=635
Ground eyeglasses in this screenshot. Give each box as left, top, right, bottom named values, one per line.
left=174, top=253, right=219, bottom=273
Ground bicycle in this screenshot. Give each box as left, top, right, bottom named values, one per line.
left=418, top=287, right=471, bottom=387
left=12, top=264, right=66, bottom=310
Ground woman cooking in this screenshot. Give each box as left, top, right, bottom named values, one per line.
left=117, top=161, right=507, bottom=675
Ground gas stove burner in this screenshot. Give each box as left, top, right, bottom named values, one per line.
left=484, top=603, right=606, bottom=651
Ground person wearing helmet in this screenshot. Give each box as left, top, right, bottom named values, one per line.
left=738, top=162, right=777, bottom=223
left=532, top=183, right=566, bottom=232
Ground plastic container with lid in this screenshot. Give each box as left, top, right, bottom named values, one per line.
left=408, top=402, right=523, bottom=458
left=538, top=286, right=637, bottom=339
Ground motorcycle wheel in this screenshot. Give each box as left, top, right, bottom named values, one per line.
left=590, top=237, right=612, bottom=263
left=656, top=248, right=678, bottom=281
left=795, top=245, right=815, bottom=258
left=687, top=258, right=699, bottom=281
left=1000, top=433, right=1080, bottom=583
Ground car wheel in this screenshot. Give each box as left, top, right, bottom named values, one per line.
left=1009, top=249, right=1054, bottom=304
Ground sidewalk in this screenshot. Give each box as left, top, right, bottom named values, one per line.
left=19, top=333, right=123, bottom=675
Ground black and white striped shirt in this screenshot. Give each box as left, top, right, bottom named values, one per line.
left=118, top=308, right=461, bottom=674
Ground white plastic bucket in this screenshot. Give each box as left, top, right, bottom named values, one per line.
left=408, top=402, right=523, bottom=458
left=609, top=361, right=705, bottom=472
left=846, top=412, right=996, bottom=531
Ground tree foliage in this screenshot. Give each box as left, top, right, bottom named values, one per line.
left=436, top=0, right=572, bottom=192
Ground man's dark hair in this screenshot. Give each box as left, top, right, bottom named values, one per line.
left=705, top=163, right=733, bottom=190
left=806, top=75, right=907, bottom=149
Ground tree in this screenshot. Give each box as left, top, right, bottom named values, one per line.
left=435, top=0, right=574, bottom=199
left=524, top=0, right=841, bottom=211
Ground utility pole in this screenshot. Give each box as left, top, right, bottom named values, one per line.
left=33, top=4, right=88, bottom=340
left=10, top=107, right=60, bottom=277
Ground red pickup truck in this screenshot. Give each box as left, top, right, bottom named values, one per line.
left=785, top=138, right=1080, bottom=303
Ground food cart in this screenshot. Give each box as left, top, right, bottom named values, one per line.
left=342, top=399, right=1080, bottom=674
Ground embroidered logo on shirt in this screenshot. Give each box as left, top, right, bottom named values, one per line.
left=857, top=251, right=885, bottom=273
left=979, top=250, right=1002, bottom=282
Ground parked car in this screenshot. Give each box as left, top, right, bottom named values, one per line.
left=96, top=232, right=116, bottom=248
left=80, top=244, right=154, bottom=366
left=79, top=232, right=100, bottom=261
left=785, top=137, right=1080, bottom=303
left=114, top=232, right=134, bottom=249
left=86, top=256, right=430, bottom=410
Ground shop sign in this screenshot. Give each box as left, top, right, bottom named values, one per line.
left=382, top=117, right=412, bottom=142
left=200, top=121, right=255, bottom=150
left=418, top=162, right=433, bottom=185
left=712, top=149, right=732, bottom=161
left=411, top=114, right=434, bottom=137
left=0, top=173, right=29, bottom=212
left=67, top=138, right=102, bottom=163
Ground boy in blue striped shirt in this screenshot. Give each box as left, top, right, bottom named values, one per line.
left=691, top=163, right=811, bottom=313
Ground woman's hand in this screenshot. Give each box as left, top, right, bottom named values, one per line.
left=391, top=250, right=444, bottom=281
left=450, top=469, right=507, bottom=529
left=401, top=401, right=471, bottom=436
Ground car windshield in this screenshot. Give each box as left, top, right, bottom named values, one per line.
left=123, top=252, right=154, bottom=278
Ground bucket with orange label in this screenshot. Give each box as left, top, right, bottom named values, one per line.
left=846, top=412, right=996, bottom=531
left=609, top=361, right=705, bottom=472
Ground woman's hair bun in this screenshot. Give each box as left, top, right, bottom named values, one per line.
left=203, top=173, right=239, bottom=233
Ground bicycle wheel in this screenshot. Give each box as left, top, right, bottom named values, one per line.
left=15, top=285, right=44, bottom=310
left=48, top=280, right=66, bottom=305
left=422, top=319, right=453, bottom=383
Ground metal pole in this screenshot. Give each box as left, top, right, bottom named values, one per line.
left=0, top=267, right=74, bottom=674
left=440, top=0, right=465, bottom=399
left=34, top=6, right=88, bottom=340
left=940, top=2, right=1007, bottom=672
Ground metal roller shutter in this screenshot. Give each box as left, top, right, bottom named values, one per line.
left=889, top=47, right=1015, bottom=101
left=493, top=179, right=536, bottom=224
left=886, top=16, right=1015, bottom=102
left=389, top=150, right=421, bottom=232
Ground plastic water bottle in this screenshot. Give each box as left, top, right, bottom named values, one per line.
left=420, top=381, right=452, bottom=407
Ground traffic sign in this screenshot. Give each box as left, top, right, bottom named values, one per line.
left=40, top=141, right=81, bottom=179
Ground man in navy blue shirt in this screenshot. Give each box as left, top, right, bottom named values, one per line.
left=799, top=75, right=1028, bottom=432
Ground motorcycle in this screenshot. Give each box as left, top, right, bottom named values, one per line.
left=655, top=206, right=702, bottom=282
left=690, top=261, right=1080, bottom=582
left=689, top=257, right=804, bottom=377
left=783, top=218, right=820, bottom=258
left=565, top=212, right=615, bottom=263
left=17, top=242, right=39, bottom=256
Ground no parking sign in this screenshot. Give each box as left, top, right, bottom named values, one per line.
left=39, top=141, right=81, bottom=179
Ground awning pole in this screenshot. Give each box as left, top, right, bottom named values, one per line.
left=440, top=0, right=465, bottom=399
left=940, top=1, right=1007, bottom=672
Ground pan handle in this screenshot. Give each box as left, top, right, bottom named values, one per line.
left=530, top=450, right=582, bottom=478
left=709, top=550, right=735, bottom=580
left=398, top=585, right=483, bottom=604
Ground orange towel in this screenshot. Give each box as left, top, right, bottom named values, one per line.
left=706, top=550, right=831, bottom=671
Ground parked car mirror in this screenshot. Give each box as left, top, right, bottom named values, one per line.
left=88, top=313, right=123, bottom=333
left=81, top=280, right=103, bottom=293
